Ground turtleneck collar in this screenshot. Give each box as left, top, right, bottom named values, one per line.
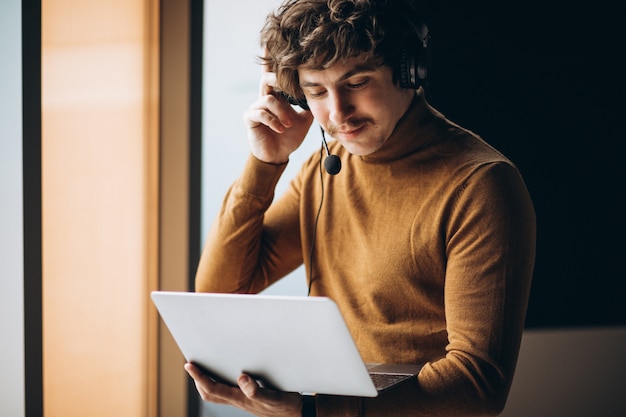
left=359, top=89, right=442, bottom=164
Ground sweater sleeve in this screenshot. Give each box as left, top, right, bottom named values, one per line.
left=195, top=154, right=304, bottom=294
left=317, top=162, right=536, bottom=416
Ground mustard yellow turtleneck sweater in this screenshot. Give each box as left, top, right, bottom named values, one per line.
left=195, top=91, right=536, bottom=416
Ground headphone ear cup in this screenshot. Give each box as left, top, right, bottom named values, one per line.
left=416, top=39, right=429, bottom=83
left=398, top=22, right=430, bottom=90
left=398, top=43, right=429, bottom=90
left=398, top=47, right=416, bottom=89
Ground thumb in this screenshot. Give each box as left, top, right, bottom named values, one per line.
left=238, top=374, right=260, bottom=399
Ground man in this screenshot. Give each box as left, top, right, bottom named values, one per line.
left=185, top=0, right=536, bottom=416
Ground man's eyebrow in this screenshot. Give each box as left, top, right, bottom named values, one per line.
left=299, top=63, right=378, bottom=87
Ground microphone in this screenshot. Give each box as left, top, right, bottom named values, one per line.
left=319, top=126, right=341, bottom=175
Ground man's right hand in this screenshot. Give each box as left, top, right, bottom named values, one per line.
left=184, top=362, right=303, bottom=417
left=243, top=66, right=314, bottom=164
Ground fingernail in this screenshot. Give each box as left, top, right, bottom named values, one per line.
left=239, top=376, right=253, bottom=395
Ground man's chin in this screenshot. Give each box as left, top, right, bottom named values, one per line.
left=337, top=140, right=382, bottom=157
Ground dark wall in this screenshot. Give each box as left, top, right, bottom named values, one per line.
left=422, top=0, right=625, bottom=328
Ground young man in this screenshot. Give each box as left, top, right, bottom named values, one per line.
left=185, top=0, right=536, bottom=416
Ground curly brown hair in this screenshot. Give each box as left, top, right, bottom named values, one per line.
left=260, top=0, right=426, bottom=102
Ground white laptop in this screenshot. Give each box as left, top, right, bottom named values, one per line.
left=151, top=291, right=422, bottom=397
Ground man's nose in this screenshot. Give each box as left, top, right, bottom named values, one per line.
left=328, top=92, right=354, bottom=126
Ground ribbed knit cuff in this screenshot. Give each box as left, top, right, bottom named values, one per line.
left=238, top=154, right=288, bottom=200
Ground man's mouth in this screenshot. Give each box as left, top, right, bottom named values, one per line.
left=328, top=123, right=368, bottom=141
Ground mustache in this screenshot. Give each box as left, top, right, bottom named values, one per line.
left=326, top=118, right=372, bottom=136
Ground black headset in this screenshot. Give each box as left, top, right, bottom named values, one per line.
left=398, top=19, right=430, bottom=90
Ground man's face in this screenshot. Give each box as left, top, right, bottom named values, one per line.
left=298, top=54, right=415, bottom=156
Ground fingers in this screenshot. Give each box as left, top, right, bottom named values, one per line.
left=185, top=363, right=303, bottom=417
left=255, top=49, right=307, bottom=135
left=184, top=363, right=239, bottom=405
left=237, top=374, right=302, bottom=414
left=238, top=374, right=260, bottom=399
left=184, top=362, right=209, bottom=383
left=184, top=363, right=216, bottom=401
left=245, top=94, right=293, bottom=133
left=243, top=91, right=314, bottom=164
left=245, top=49, right=313, bottom=164
left=184, top=363, right=266, bottom=404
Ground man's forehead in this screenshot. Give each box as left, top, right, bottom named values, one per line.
left=297, top=54, right=383, bottom=82
left=299, top=52, right=380, bottom=71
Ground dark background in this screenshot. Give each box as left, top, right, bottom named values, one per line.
left=421, top=0, right=625, bottom=328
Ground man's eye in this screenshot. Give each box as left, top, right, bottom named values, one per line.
left=347, top=80, right=369, bottom=89
left=308, top=90, right=326, bottom=98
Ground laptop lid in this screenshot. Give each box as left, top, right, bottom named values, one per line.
left=151, top=291, right=417, bottom=397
